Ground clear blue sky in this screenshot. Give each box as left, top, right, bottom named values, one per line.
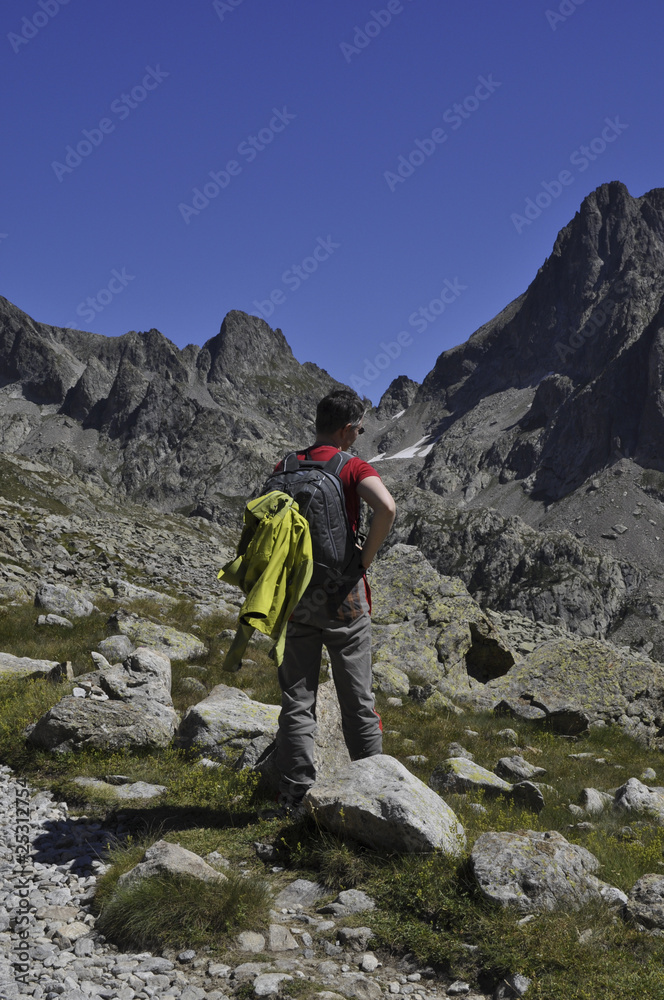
left=2, top=0, right=662, bottom=403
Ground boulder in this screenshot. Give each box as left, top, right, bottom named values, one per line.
left=430, top=758, right=513, bottom=798
left=27, top=697, right=178, bottom=753
left=305, top=754, right=466, bottom=855
left=625, top=874, right=664, bottom=930
left=613, top=777, right=664, bottom=822
left=98, top=634, right=135, bottom=663
left=117, top=839, right=227, bottom=889
left=318, top=889, right=375, bottom=917
left=36, top=614, right=73, bottom=628
left=175, top=683, right=280, bottom=762
left=110, top=610, right=206, bottom=661
left=494, top=755, right=546, bottom=782
left=471, top=829, right=615, bottom=913
left=35, top=583, right=93, bottom=619
left=28, top=645, right=177, bottom=753
left=579, top=787, right=614, bottom=815
left=369, top=546, right=516, bottom=693
left=0, top=652, right=72, bottom=683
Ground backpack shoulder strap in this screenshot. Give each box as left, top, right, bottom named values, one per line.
left=281, top=452, right=300, bottom=473
left=323, top=451, right=353, bottom=476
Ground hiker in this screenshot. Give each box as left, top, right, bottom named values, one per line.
left=274, top=388, right=396, bottom=814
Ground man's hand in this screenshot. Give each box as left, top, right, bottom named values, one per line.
left=356, top=476, right=396, bottom=569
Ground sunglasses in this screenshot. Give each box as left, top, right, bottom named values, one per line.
left=353, top=425, right=365, bottom=434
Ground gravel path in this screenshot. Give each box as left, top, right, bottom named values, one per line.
left=0, top=764, right=487, bottom=1000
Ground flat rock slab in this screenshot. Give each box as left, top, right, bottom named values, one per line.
left=274, top=878, right=326, bottom=909
left=305, top=754, right=466, bottom=855
left=117, top=839, right=227, bottom=889
left=111, top=612, right=206, bottom=661
left=27, top=696, right=178, bottom=753
left=35, top=583, right=93, bottom=618
left=471, top=829, right=612, bottom=913
left=73, top=777, right=167, bottom=800
left=318, top=889, right=375, bottom=917
left=625, top=874, right=664, bottom=930
left=176, top=683, right=279, bottom=761
left=614, top=777, right=664, bottom=822
left=430, top=757, right=513, bottom=797
left=0, top=652, right=72, bottom=682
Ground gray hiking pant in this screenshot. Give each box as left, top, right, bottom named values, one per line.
left=276, top=584, right=383, bottom=802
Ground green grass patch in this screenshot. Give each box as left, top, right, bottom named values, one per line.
left=95, top=867, right=270, bottom=952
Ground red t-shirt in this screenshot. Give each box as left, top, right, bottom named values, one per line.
left=275, top=446, right=380, bottom=534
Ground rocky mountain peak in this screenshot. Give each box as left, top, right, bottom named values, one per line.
left=205, top=310, right=294, bottom=385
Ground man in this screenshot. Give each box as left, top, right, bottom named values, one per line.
left=276, top=388, right=396, bottom=814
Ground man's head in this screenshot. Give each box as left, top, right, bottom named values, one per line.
left=316, top=389, right=365, bottom=434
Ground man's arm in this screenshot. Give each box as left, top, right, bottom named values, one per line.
left=356, top=476, right=396, bottom=569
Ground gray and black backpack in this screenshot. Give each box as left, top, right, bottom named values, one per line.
left=261, top=448, right=361, bottom=594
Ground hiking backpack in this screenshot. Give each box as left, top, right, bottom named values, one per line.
left=261, top=449, right=360, bottom=592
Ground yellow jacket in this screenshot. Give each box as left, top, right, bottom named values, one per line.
left=218, top=490, right=313, bottom=669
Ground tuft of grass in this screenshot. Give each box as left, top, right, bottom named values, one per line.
left=96, top=870, right=270, bottom=952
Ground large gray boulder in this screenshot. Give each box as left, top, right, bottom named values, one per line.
left=175, top=683, right=280, bottom=762
left=625, top=874, right=664, bottom=930
left=613, top=777, right=664, bottom=822
left=369, top=546, right=516, bottom=694
left=27, top=646, right=177, bottom=753
left=471, top=830, right=615, bottom=913
left=305, top=754, right=466, bottom=855
left=35, top=583, right=93, bottom=619
left=27, top=697, right=178, bottom=753
left=117, top=839, right=227, bottom=889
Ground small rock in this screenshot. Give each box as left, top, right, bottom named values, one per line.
left=268, top=924, right=299, bottom=951
left=254, top=973, right=294, bottom=996
left=37, top=614, right=74, bottom=628
left=447, top=982, right=471, bottom=996
left=360, top=954, right=379, bottom=972
left=494, top=973, right=532, bottom=998
left=237, top=931, right=266, bottom=953
left=178, top=949, right=196, bottom=962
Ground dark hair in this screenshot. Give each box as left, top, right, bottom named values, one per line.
left=316, top=389, right=365, bottom=434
